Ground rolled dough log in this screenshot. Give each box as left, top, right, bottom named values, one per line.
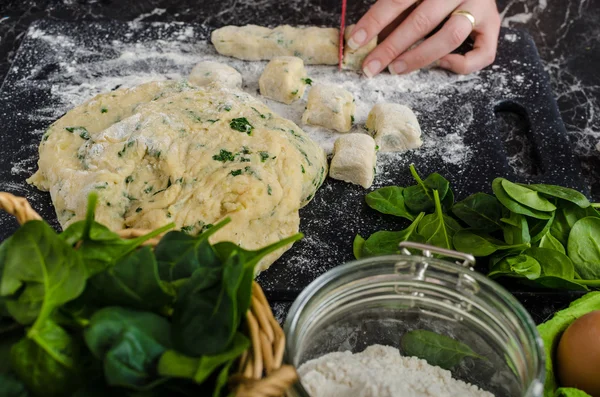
left=28, top=80, right=328, bottom=272
left=212, top=25, right=339, bottom=65
left=329, top=133, right=377, bottom=189
left=365, top=103, right=423, bottom=152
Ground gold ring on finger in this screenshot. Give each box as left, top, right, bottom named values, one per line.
left=451, top=10, right=476, bottom=30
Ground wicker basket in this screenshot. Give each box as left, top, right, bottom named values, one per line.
left=0, top=192, right=299, bottom=397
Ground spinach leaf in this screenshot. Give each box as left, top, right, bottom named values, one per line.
left=562, top=201, right=600, bottom=228
left=521, top=183, right=590, bottom=208
left=171, top=260, right=238, bottom=357
left=0, top=221, right=86, bottom=325
left=11, top=320, right=80, bottom=397
left=551, top=209, right=571, bottom=247
left=501, top=179, right=557, bottom=212
left=452, top=193, right=503, bottom=232
left=365, top=186, right=415, bottom=221
left=453, top=230, right=529, bottom=257
left=61, top=194, right=173, bottom=277
left=403, top=165, right=451, bottom=214
left=567, top=217, right=600, bottom=279
left=360, top=213, right=425, bottom=257
left=530, top=212, right=555, bottom=244
left=84, top=307, right=171, bottom=390
left=540, top=232, right=566, bottom=254
left=353, top=235, right=366, bottom=259
left=0, top=373, right=29, bottom=397
left=154, top=219, right=230, bottom=282
left=400, top=330, right=484, bottom=370
left=554, top=388, right=592, bottom=397
left=501, top=212, right=531, bottom=245
left=488, top=255, right=541, bottom=280
left=492, top=178, right=553, bottom=219
left=417, top=191, right=461, bottom=250
left=87, top=247, right=175, bottom=312
left=525, top=248, right=574, bottom=279
left=157, top=332, right=249, bottom=384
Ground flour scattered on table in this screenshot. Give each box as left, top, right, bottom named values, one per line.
left=297, top=345, right=494, bottom=397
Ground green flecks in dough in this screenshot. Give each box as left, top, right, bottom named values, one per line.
left=350, top=115, right=355, bottom=124
left=65, top=126, right=90, bottom=140
left=181, top=225, right=194, bottom=234
left=259, top=151, right=270, bottom=162
left=240, top=158, right=251, bottom=163
left=125, top=175, right=134, bottom=184
left=306, top=194, right=314, bottom=202
left=301, top=165, right=305, bottom=174
left=149, top=149, right=161, bottom=159
left=143, top=185, right=154, bottom=194
left=136, top=207, right=143, bottom=213
left=207, top=119, right=220, bottom=123
left=241, top=146, right=252, bottom=155
left=230, top=169, right=243, bottom=177
left=106, top=202, right=111, bottom=207
left=166, top=211, right=172, bottom=218
left=302, top=78, right=313, bottom=85
left=118, top=140, right=135, bottom=157
left=94, top=182, right=108, bottom=190
left=42, top=129, right=51, bottom=141
left=291, top=89, right=298, bottom=96
left=251, top=107, right=266, bottom=119
left=375, top=145, right=379, bottom=151
left=267, top=185, right=272, bottom=196
left=213, top=149, right=235, bottom=162
left=186, top=109, right=202, bottom=122
left=230, top=118, right=253, bottom=135
left=101, top=107, right=108, bottom=113
left=175, top=178, right=183, bottom=184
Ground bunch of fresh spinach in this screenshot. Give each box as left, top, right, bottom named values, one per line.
left=354, top=165, right=600, bottom=291
left=0, top=194, right=301, bottom=397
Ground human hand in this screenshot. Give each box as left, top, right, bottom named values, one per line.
left=348, top=0, right=501, bottom=77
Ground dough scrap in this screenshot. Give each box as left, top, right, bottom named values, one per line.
left=212, top=25, right=339, bottom=65
left=365, top=103, right=422, bottom=152
left=329, top=133, right=377, bottom=189
left=28, top=80, right=328, bottom=272
left=188, top=61, right=242, bottom=89
left=302, top=84, right=355, bottom=133
left=343, top=24, right=377, bottom=71
left=259, top=56, right=309, bottom=104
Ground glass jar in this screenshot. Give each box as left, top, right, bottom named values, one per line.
left=284, top=242, right=545, bottom=397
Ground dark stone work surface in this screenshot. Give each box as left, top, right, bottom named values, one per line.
left=0, top=0, right=598, bottom=323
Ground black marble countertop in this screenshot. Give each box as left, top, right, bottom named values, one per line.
left=0, top=0, right=599, bottom=324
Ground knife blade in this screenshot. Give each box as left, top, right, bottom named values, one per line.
left=338, top=0, right=347, bottom=70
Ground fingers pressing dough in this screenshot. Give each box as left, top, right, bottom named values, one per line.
left=343, top=24, right=378, bottom=71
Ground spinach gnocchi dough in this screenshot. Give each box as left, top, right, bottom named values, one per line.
left=28, top=78, right=328, bottom=272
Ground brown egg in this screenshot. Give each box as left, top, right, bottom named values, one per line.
left=556, top=310, right=600, bottom=397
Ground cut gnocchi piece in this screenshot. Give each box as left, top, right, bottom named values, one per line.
left=259, top=56, right=310, bottom=104
left=302, top=84, right=355, bottom=133
left=188, top=61, right=242, bottom=89
left=343, top=24, right=377, bottom=71
left=329, top=133, right=377, bottom=189
left=365, top=103, right=423, bottom=152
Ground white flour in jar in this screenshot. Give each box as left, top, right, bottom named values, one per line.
left=297, top=345, right=494, bottom=397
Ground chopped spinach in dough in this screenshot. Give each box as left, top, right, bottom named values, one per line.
left=28, top=80, right=328, bottom=272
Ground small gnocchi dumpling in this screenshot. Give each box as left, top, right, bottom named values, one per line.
left=188, top=61, right=242, bottom=89
left=365, top=103, right=422, bottom=152
left=302, top=84, right=355, bottom=133
left=329, top=133, right=377, bottom=189
left=343, top=24, right=377, bottom=71
left=259, top=56, right=310, bottom=104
